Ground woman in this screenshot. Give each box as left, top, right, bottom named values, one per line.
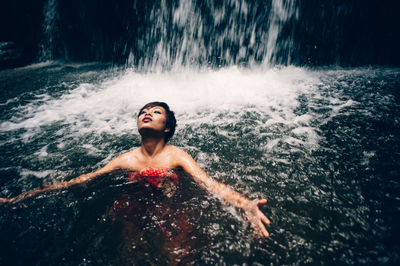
left=0, top=101, right=270, bottom=238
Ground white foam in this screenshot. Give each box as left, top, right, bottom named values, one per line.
left=0, top=66, right=321, bottom=150
left=19, top=169, right=59, bottom=179
left=292, top=126, right=319, bottom=144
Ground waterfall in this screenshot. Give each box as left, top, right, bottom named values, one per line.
left=2, top=0, right=396, bottom=69
left=39, top=0, right=58, bottom=61
left=38, top=0, right=298, bottom=70
left=264, top=0, right=298, bottom=67
left=129, top=0, right=299, bottom=70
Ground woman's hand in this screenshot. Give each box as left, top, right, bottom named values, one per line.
left=244, top=199, right=271, bottom=238
left=0, top=197, right=12, bottom=204
left=0, top=186, right=58, bottom=205
left=0, top=196, right=19, bottom=204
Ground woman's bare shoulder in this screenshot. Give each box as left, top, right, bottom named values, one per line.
left=165, top=145, right=194, bottom=164
left=109, top=148, right=141, bottom=169
left=165, top=145, right=188, bottom=155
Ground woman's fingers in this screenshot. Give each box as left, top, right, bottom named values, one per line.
left=246, top=199, right=271, bottom=238
left=256, top=207, right=270, bottom=237
left=257, top=198, right=267, bottom=206
left=0, top=198, right=8, bottom=203
left=261, top=213, right=271, bottom=225
left=0, top=198, right=12, bottom=204
left=257, top=220, right=270, bottom=237
left=248, top=214, right=269, bottom=237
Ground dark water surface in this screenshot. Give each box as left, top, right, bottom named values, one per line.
left=0, top=63, right=399, bottom=265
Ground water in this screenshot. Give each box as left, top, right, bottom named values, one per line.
left=126, top=0, right=298, bottom=70
left=39, top=0, right=59, bottom=61
left=1, top=0, right=399, bottom=264
left=0, top=63, right=399, bottom=265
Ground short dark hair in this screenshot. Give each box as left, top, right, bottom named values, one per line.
left=138, top=102, right=176, bottom=143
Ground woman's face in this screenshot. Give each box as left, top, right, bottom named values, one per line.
left=137, top=106, right=170, bottom=134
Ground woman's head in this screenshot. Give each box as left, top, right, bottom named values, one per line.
left=138, top=102, right=176, bottom=143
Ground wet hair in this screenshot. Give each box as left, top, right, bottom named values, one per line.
left=138, top=102, right=176, bottom=143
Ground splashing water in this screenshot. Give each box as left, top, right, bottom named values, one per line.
left=1, top=0, right=400, bottom=264
left=1, top=63, right=399, bottom=264
left=0, top=66, right=319, bottom=144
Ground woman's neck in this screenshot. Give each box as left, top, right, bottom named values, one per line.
left=140, top=136, right=166, bottom=158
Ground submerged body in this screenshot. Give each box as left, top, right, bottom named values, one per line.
left=111, top=168, right=195, bottom=264
left=0, top=102, right=271, bottom=238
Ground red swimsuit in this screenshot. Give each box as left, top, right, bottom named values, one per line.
left=128, top=167, right=178, bottom=188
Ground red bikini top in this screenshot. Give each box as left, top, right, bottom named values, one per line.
left=128, top=167, right=178, bottom=188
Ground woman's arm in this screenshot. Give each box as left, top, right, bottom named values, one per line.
left=176, top=149, right=271, bottom=237
left=0, top=156, right=123, bottom=204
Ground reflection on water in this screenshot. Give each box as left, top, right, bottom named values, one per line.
left=0, top=63, right=399, bottom=265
